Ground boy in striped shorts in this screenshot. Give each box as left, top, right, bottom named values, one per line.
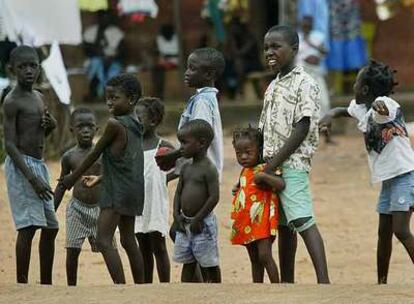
left=54, top=107, right=115, bottom=286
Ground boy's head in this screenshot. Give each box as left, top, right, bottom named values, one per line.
left=232, top=126, right=263, bottom=168
left=354, top=60, right=398, bottom=104
left=301, top=16, right=313, bottom=35
left=264, top=25, right=298, bottom=74
left=9, top=46, right=40, bottom=87
left=105, top=73, right=142, bottom=116
left=177, top=119, right=214, bottom=158
left=70, top=107, right=98, bottom=148
left=184, top=47, right=225, bottom=88
left=136, top=97, right=165, bottom=133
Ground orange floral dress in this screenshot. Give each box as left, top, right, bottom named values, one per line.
left=230, top=164, right=279, bottom=245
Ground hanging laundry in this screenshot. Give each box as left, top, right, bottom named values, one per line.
left=118, top=0, right=158, bottom=18
left=41, top=41, right=72, bottom=105
left=0, top=0, right=82, bottom=46
left=78, top=0, right=108, bottom=12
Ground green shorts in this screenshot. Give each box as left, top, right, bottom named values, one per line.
left=279, top=166, right=315, bottom=232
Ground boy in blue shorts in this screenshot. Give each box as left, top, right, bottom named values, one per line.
left=173, top=119, right=221, bottom=283
left=3, top=46, right=58, bottom=284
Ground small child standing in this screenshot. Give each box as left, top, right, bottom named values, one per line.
left=231, top=126, right=285, bottom=283
left=319, top=60, right=414, bottom=284
left=173, top=119, right=221, bottom=283
left=54, top=107, right=116, bottom=286
left=59, top=73, right=145, bottom=284
left=3, top=46, right=58, bottom=284
left=134, top=97, right=175, bottom=283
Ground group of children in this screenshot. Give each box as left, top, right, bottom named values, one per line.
left=4, top=24, right=414, bottom=286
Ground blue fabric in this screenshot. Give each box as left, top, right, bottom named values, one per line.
left=5, top=155, right=59, bottom=230
left=173, top=213, right=219, bottom=267
left=87, top=57, right=122, bottom=97
left=297, top=0, right=329, bottom=47
left=325, top=36, right=368, bottom=70
left=377, top=171, right=414, bottom=214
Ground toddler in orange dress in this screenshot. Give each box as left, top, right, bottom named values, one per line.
left=231, top=126, right=285, bottom=283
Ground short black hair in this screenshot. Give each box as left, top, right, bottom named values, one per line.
left=266, top=25, right=299, bottom=47
left=106, top=73, right=142, bottom=104
left=137, top=97, right=165, bottom=126
left=70, top=107, right=96, bottom=126
left=9, top=45, right=39, bottom=65
left=179, top=119, right=214, bottom=146
left=232, top=125, right=263, bottom=157
left=360, top=59, right=398, bottom=97
left=191, top=47, right=225, bottom=79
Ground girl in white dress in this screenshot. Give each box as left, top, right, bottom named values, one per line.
left=135, top=97, right=175, bottom=283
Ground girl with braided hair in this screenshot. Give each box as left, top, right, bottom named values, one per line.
left=230, top=126, right=285, bottom=283
left=320, top=60, right=414, bottom=284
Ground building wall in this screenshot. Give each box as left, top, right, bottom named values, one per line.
left=361, top=2, right=414, bottom=90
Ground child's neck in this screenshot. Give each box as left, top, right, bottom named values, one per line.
left=196, top=81, right=214, bottom=89
left=77, top=142, right=93, bottom=150
left=192, top=151, right=207, bottom=163
left=279, top=62, right=296, bottom=78
left=143, top=129, right=157, bottom=140
left=16, top=82, right=33, bottom=93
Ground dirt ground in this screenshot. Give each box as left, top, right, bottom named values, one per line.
left=1, top=135, right=414, bottom=303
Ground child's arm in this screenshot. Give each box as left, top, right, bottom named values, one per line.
left=54, top=154, right=71, bottom=210
left=60, top=118, right=120, bottom=190
left=172, top=173, right=185, bottom=232
left=3, top=100, right=53, bottom=201
left=82, top=175, right=103, bottom=187
left=319, top=107, right=351, bottom=135
left=265, top=117, right=311, bottom=174
left=190, top=168, right=220, bottom=234
left=254, top=172, right=285, bottom=192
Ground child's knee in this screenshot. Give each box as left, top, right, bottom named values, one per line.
left=120, top=234, right=136, bottom=250
left=393, top=226, right=412, bottom=241
left=291, top=217, right=315, bottom=233
left=96, top=236, right=115, bottom=252
left=41, top=228, right=59, bottom=240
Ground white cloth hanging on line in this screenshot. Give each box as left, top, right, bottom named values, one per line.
left=41, top=41, right=72, bottom=105
left=0, top=0, right=82, bottom=46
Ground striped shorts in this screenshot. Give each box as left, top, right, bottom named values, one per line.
left=66, top=197, right=116, bottom=251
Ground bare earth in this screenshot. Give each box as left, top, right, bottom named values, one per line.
left=1, top=135, right=414, bottom=303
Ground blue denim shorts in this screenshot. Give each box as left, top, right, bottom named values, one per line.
left=173, top=213, right=219, bottom=268
left=5, top=155, right=59, bottom=231
left=377, top=171, right=414, bottom=214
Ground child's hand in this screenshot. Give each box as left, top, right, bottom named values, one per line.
left=189, top=219, right=203, bottom=235
left=155, top=149, right=178, bottom=171
left=29, top=176, right=54, bottom=201
left=41, top=109, right=57, bottom=130
left=319, top=114, right=333, bottom=135
left=372, top=99, right=389, bottom=116
left=253, top=172, right=272, bottom=191
left=58, top=174, right=76, bottom=191
left=173, top=214, right=186, bottom=233
left=231, top=182, right=240, bottom=196
left=82, top=175, right=101, bottom=188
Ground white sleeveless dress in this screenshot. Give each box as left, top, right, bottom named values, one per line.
left=135, top=141, right=169, bottom=236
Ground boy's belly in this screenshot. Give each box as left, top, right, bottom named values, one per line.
left=180, top=186, right=209, bottom=217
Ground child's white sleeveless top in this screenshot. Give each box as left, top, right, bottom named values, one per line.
left=135, top=140, right=169, bottom=236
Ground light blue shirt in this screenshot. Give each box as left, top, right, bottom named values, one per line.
left=177, top=87, right=224, bottom=181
